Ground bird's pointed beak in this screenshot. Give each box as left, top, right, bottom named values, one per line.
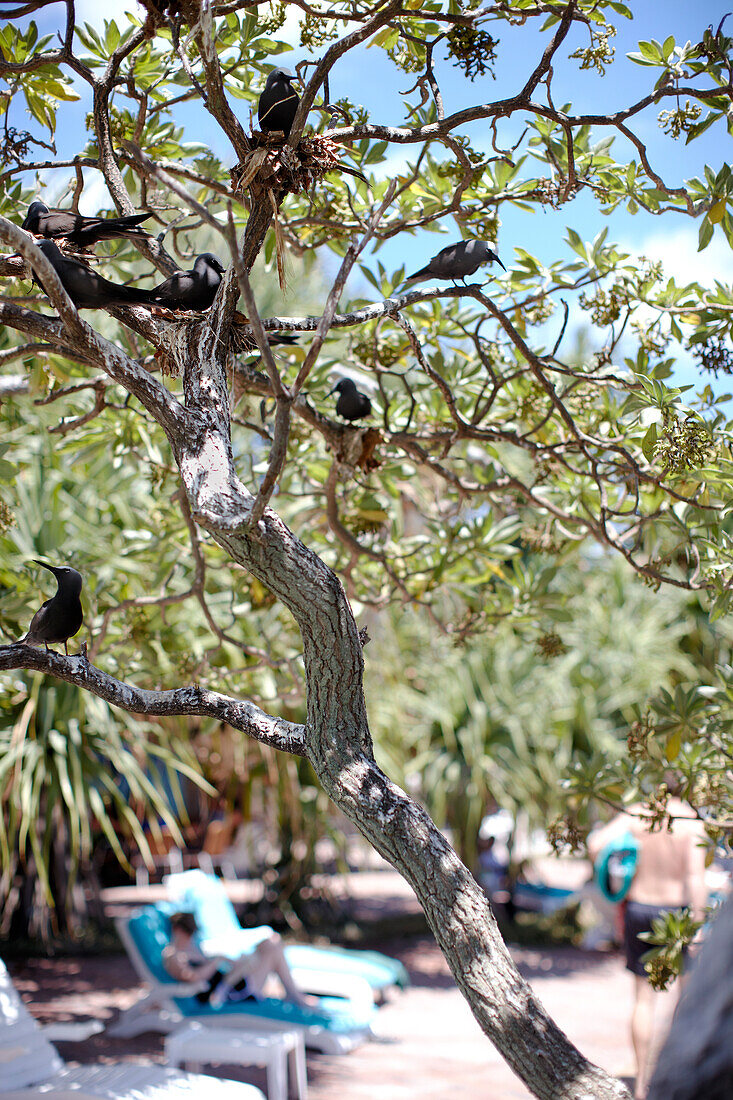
left=33, top=559, right=58, bottom=575
left=495, top=256, right=507, bottom=271
left=326, top=385, right=338, bottom=397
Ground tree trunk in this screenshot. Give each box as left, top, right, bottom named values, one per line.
left=190, top=502, right=629, bottom=1098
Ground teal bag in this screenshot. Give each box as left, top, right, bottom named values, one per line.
left=594, top=830, right=639, bottom=902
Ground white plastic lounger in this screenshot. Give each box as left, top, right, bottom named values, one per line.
left=112, top=906, right=374, bottom=1054
left=0, top=958, right=264, bottom=1100
left=164, top=871, right=409, bottom=994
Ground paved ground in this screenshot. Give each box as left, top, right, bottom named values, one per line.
left=9, top=935, right=679, bottom=1099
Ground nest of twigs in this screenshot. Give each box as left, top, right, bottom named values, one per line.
left=333, top=426, right=383, bottom=473
left=231, top=133, right=343, bottom=200
left=151, top=310, right=296, bottom=377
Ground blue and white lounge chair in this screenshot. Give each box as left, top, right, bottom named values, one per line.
left=113, top=903, right=375, bottom=1053
left=0, top=957, right=264, bottom=1099
left=511, top=880, right=580, bottom=914
left=165, top=870, right=409, bottom=995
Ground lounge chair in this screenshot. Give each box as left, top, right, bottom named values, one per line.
left=0, top=958, right=264, bottom=1099
left=165, top=870, right=409, bottom=995
left=511, top=880, right=580, bottom=914
left=112, top=903, right=375, bottom=1053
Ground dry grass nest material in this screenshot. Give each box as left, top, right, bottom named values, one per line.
left=152, top=310, right=294, bottom=376
left=231, top=134, right=344, bottom=199
left=332, top=425, right=382, bottom=473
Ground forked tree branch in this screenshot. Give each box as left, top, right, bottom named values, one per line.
left=0, top=5, right=718, bottom=1094
left=0, top=218, right=186, bottom=434
left=288, top=0, right=404, bottom=146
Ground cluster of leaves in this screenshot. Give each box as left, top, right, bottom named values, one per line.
left=639, top=906, right=702, bottom=991
left=0, top=22, right=78, bottom=136
left=551, top=643, right=733, bottom=980
left=563, top=661, right=733, bottom=849
left=446, top=25, right=498, bottom=80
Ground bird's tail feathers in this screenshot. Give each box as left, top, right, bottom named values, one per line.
left=268, top=333, right=299, bottom=346
left=102, top=213, right=152, bottom=240
left=118, top=212, right=151, bottom=228
left=338, top=164, right=368, bottom=184
left=112, top=284, right=156, bottom=305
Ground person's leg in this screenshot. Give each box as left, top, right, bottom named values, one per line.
left=220, top=954, right=255, bottom=988
left=631, top=975, right=656, bottom=1099
left=211, top=934, right=318, bottom=1008
left=247, top=933, right=315, bottom=1006
left=207, top=955, right=257, bottom=1007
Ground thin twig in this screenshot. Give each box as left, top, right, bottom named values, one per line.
left=292, top=178, right=399, bottom=397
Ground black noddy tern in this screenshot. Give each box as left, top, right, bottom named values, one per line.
left=258, top=68, right=300, bottom=136
left=16, top=560, right=83, bottom=655
left=328, top=378, right=372, bottom=422
left=30, top=239, right=154, bottom=309
left=144, top=253, right=226, bottom=311
left=403, top=240, right=506, bottom=286
left=22, top=200, right=151, bottom=247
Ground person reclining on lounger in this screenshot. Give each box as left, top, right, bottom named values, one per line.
left=162, top=910, right=316, bottom=1009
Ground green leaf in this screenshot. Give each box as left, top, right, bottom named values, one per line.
left=686, top=112, right=723, bottom=144
left=665, top=728, right=682, bottom=761
left=634, top=40, right=662, bottom=62
left=709, top=198, right=726, bottom=224
left=642, top=422, right=658, bottom=462
left=698, top=217, right=714, bottom=251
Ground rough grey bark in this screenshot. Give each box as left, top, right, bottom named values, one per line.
left=198, top=511, right=631, bottom=1100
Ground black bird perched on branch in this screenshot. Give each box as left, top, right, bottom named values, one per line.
left=30, top=239, right=155, bottom=309
left=22, top=200, right=151, bottom=247
left=328, top=378, right=372, bottom=422
left=16, top=561, right=83, bottom=655
left=258, top=68, right=300, bottom=136
left=403, top=240, right=506, bottom=286
left=143, top=253, right=226, bottom=311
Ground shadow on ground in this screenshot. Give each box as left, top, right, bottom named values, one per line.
left=514, top=945, right=617, bottom=982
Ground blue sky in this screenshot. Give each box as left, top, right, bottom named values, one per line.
left=5, top=0, right=733, bottom=385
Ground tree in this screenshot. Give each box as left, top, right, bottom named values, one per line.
left=1, top=1, right=732, bottom=1097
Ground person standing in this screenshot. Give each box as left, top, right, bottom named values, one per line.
left=588, top=798, right=709, bottom=1100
